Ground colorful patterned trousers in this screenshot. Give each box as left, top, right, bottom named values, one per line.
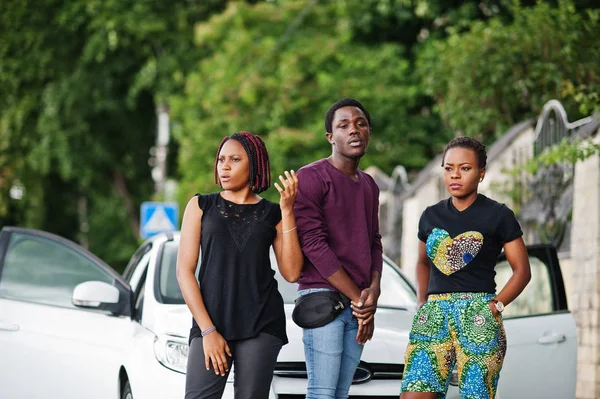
left=400, top=292, right=506, bottom=399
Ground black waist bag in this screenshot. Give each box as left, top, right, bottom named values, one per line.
left=292, top=291, right=350, bottom=329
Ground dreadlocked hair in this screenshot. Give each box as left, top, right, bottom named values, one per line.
left=442, top=136, right=487, bottom=169
left=214, top=131, right=272, bottom=193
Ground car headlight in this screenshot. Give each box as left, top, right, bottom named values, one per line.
left=154, top=335, right=234, bottom=383
left=153, top=334, right=235, bottom=383
left=154, top=334, right=189, bottom=374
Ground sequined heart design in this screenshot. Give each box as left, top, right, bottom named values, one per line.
left=426, top=228, right=484, bottom=275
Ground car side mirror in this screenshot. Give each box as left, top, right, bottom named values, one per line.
left=72, top=281, right=120, bottom=313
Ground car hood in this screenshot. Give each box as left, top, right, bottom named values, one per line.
left=149, top=303, right=415, bottom=364
left=278, top=304, right=414, bottom=364
left=151, top=304, right=193, bottom=339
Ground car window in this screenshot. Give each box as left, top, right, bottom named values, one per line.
left=0, top=232, right=113, bottom=308
left=157, top=241, right=185, bottom=304
left=495, top=255, right=553, bottom=318
left=378, top=261, right=417, bottom=309
left=128, top=249, right=152, bottom=295
left=134, top=273, right=147, bottom=321
left=123, top=243, right=152, bottom=283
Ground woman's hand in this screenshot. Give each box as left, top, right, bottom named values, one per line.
left=202, top=331, right=232, bottom=376
left=488, top=300, right=501, bottom=318
left=274, top=170, right=298, bottom=212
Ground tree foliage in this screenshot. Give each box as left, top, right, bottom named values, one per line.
left=524, top=136, right=600, bottom=174
left=0, top=0, right=226, bottom=269
left=2, top=0, right=598, bottom=270
left=171, top=1, right=453, bottom=202
left=418, top=0, right=600, bottom=141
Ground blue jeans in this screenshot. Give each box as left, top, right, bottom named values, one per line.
left=298, top=288, right=364, bottom=399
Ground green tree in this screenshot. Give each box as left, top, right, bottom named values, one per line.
left=0, top=0, right=226, bottom=270
left=418, top=0, right=600, bottom=141
left=171, top=1, right=454, bottom=202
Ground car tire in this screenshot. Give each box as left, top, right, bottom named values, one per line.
left=121, top=380, right=133, bottom=399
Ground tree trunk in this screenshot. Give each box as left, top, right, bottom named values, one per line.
left=112, top=170, right=140, bottom=236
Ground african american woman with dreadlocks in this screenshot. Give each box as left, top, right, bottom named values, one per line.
left=177, top=131, right=303, bottom=399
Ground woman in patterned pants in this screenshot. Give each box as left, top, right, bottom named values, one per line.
left=400, top=137, right=531, bottom=399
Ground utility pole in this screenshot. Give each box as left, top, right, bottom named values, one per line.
left=151, top=103, right=170, bottom=198
left=141, top=102, right=178, bottom=240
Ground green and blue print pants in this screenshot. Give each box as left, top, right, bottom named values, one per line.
left=401, top=292, right=506, bottom=399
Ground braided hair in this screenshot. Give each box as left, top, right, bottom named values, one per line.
left=214, top=131, right=271, bottom=193
left=442, top=136, right=487, bottom=169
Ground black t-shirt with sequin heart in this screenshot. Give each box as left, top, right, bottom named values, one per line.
left=188, top=192, right=287, bottom=346
left=418, top=194, right=523, bottom=295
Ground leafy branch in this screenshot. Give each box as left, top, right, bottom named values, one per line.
left=524, top=137, right=600, bottom=174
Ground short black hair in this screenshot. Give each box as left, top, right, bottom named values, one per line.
left=442, top=136, right=487, bottom=168
left=324, top=98, right=372, bottom=133
left=214, top=131, right=271, bottom=193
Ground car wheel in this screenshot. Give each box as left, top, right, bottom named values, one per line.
left=121, top=380, right=133, bottom=399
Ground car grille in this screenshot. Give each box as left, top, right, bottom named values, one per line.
left=273, top=361, right=403, bottom=384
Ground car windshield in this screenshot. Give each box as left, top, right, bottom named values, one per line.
left=156, top=241, right=417, bottom=310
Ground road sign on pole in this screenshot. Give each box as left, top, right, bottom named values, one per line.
left=140, top=201, right=179, bottom=239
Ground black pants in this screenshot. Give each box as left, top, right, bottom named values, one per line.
left=185, top=332, right=283, bottom=399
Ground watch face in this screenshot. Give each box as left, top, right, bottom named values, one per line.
left=495, top=301, right=504, bottom=312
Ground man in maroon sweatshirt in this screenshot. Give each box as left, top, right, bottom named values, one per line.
left=293, top=98, right=383, bottom=398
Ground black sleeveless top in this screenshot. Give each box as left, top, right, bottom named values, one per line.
left=189, top=193, right=288, bottom=345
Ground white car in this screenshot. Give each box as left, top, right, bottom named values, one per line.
left=0, top=226, right=576, bottom=399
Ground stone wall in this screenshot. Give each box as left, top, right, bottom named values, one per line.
left=477, top=127, right=534, bottom=207
left=571, top=133, right=600, bottom=399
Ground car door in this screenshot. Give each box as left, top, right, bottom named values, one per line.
left=495, top=244, right=577, bottom=399
left=0, top=227, right=133, bottom=399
